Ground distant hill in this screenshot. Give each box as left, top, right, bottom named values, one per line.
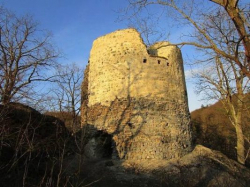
left=191, top=94, right=250, bottom=166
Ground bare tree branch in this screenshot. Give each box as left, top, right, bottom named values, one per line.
left=0, top=9, right=59, bottom=104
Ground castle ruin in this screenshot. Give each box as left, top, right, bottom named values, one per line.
left=81, top=28, right=192, bottom=160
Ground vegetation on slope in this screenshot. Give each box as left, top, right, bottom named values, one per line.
left=0, top=103, right=76, bottom=186
left=191, top=94, right=250, bottom=167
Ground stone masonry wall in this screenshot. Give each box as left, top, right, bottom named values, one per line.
left=81, top=28, right=192, bottom=160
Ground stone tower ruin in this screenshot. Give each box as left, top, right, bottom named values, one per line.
left=81, top=28, right=192, bottom=160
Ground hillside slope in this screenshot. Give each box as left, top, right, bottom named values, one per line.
left=0, top=103, right=75, bottom=186
left=191, top=95, right=250, bottom=166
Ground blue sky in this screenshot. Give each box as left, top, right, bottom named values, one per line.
left=1, top=0, right=205, bottom=111
left=2, top=0, right=129, bottom=64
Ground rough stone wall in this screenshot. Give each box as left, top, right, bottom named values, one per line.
left=81, top=28, right=192, bottom=160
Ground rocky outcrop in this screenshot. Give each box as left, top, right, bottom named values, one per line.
left=66, top=145, right=250, bottom=187
left=123, top=145, right=250, bottom=186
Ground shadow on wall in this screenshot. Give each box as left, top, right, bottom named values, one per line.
left=81, top=56, right=192, bottom=160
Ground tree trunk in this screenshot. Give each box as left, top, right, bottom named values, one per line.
left=229, top=90, right=245, bottom=164
left=234, top=72, right=245, bottom=165
left=235, top=120, right=245, bottom=164
left=1, top=93, right=11, bottom=105
left=210, top=0, right=250, bottom=78
left=225, top=93, right=245, bottom=165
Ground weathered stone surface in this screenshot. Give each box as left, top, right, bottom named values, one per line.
left=122, top=145, right=250, bottom=187
left=87, top=29, right=187, bottom=106
left=81, top=28, right=192, bottom=160
left=66, top=145, right=250, bottom=187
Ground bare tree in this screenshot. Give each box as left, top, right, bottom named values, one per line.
left=0, top=8, right=58, bottom=105
left=194, top=9, right=250, bottom=165
left=126, top=0, right=250, bottom=77
left=48, top=63, right=83, bottom=132
left=210, top=0, right=250, bottom=74
left=196, top=57, right=249, bottom=164
left=126, top=0, right=250, bottom=164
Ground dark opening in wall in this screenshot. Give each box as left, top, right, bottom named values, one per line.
left=167, top=62, right=169, bottom=66
left=84, top=130, right=113, bottom=159
left=158, top=60, right=161, bottom=64
left=127, top=122, right=135, bottom=129
left=143, top=58, right=147, bottom=63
